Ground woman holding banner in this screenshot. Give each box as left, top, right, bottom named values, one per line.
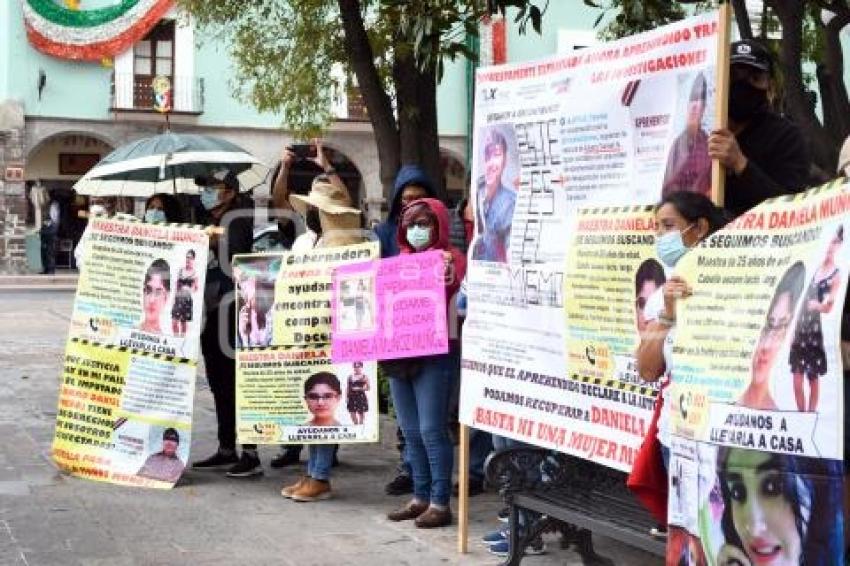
left=633, top=192, right=726, bottom=534
left=384, top=198, right=466, bottom=529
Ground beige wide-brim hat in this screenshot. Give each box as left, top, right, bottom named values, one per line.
left=290, top=179, right=361, bottom=216
left=838, top=136, right=850, bottom=176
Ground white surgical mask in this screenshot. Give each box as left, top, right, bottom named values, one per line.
left=145, top=209, right=167, bottom=223
left=200, top=187, right=220, bottom=210
left=656, top=224, right=694, bottom=268
left=407, top=226, right=432, bottom=250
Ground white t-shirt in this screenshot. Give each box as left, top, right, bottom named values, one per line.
left=644, top=286, right=674, bottom=448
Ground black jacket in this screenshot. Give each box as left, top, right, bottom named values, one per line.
left=724, top=111, right=810, bottom=217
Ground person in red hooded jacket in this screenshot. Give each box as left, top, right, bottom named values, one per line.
left=385, top=198, right=466, bottom=529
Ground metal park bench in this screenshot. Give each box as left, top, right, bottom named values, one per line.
left=484, top=447, right=665, bottom=565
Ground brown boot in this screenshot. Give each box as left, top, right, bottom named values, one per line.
left=387, top=500, right=429, bottom=522
left=280, top=476, right=308, bottom=499
left=291, top=477, right=332, bottom=502
left=414, top=505, right=452, bottom=528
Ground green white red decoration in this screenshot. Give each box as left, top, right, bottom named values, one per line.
left=24, top=0, right=173, bottom=61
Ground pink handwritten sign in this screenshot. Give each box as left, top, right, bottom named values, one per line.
left=331, top=250, right=448, bottom=362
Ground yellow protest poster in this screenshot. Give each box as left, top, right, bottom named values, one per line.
left=52, top=218, right=208, bottom=489
left=234, top=242, right=379, bottom=445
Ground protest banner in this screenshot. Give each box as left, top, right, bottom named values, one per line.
left=330, top=250, right=448, bottom=362
left=53, top=217, right=208, bottom=489
left=459, top=11, right=721, bottom=470
left=665, top=179, right=848, bottom=565
left=234, top=242, right=380, bottom=445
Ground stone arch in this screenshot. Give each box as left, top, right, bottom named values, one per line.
left=26, top=128, right=117, bottom=161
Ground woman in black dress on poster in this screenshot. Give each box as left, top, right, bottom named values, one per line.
left=789, top=226, right=844, bottom=412
left=346, top=362, right=369, bottom=425
left=171, top=250, right=199, bottom=337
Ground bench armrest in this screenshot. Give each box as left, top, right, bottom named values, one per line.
left=484, top=446, right=575, bottom=495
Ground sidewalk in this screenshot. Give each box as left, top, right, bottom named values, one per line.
left=0, top=273, right=78, bottom=291
left=0, top=290, right=662, bottom=565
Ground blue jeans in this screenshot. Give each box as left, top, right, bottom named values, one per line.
left=307, top=444, right=335, bottom=481
left=390, top=355, right=456, bottom=506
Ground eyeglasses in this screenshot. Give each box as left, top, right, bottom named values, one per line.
left=305, top=393, right=338, bottom=402
left=143, top=285, right=168, bottom=298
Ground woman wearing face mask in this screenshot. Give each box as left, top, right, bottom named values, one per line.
left=633, top=192, right=727, bottom=537
left=385, top=198, right=466, bottom=529
left=144, top=193, right=184, bottom=224
left=190, top=170, right=262, bottom=478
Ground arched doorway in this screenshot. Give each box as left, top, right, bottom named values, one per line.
left=25, top=132, right=114, bottom=268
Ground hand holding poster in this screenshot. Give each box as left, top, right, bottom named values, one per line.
left=53, top=217, right=208, bottom=489
left=666, top=180, right=848, bottom=565
left=235, top=242, right=381, bottom=445
left=331, top=250, right=448, bottom=362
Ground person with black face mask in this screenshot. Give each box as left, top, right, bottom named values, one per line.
left=707, top=39, right=810, bottom=217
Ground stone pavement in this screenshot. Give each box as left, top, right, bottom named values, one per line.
left=0, top=292, right=661, bottom=566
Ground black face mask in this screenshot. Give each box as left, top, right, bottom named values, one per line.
left=306, top=207, right=322, bottom=236
left=728, top=79, right=768, bottom=122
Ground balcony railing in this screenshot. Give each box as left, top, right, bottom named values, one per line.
left=111, top=73, right=204, bottom=114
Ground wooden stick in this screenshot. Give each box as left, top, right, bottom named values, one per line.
left=711, top=2, right=733, bottom=207
left=457, top=423, right=470, bottom=554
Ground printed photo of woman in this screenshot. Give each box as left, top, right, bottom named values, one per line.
left=303, top=372, right=342, bottom=427
left=738, top=262, right=806, bottom=410
left=346, top=362, right=369, bottom=425
left=715, top=446, right=842, bottom=566
left=789, top=226, right=844, bottom=412
left=171, top=249, right=199, bottom=337
left=139, top=259, right=171, bottom=334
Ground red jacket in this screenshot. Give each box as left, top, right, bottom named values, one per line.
left=396, top=197, right=467, bottom=300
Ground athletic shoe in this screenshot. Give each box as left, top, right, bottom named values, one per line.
left=191, top=449, right=239, bottom=469
left=649, top=526, right=668, bottom=539
left=385, top=473, right=414, bottom=495
left=291, top=478, right=332, bottom=502
left=488, top=537, right=546, bottom=557
left=481, top=529, right=508, bottom=546
left=497, top=507, right=510, bottom=523
left=225, top=452, right=263, bottom=478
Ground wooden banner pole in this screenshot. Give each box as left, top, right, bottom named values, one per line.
left=457, top=423, right=470, bottom=553
left=711, top=2, right=733, bottom=207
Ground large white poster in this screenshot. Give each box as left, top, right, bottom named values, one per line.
left=459, top=12, right=720, bottom=472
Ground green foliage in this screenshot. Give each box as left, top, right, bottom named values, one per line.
left=179, top=0, right=546, bottom=138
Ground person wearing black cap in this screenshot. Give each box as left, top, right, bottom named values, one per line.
left=137, top=428, right=186, bottom=483
left=707, top=39, right=810, bottom=216
left=662, top=72, right=711, bottom=198
left=190, top=169, right=262, bottom=477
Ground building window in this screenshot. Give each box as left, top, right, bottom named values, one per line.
left=133, top=20, right=175, bottom=109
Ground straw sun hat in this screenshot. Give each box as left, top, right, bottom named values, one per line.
left=289, top=177, right=361, bottom=217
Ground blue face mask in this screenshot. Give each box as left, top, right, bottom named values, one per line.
left=407, top=226, right=432, bottom=250
left=145, top=209, right=167, bottom=223
left=656, top=226, right=693, bottom=267
left=200, top=187, right=220, bottom=211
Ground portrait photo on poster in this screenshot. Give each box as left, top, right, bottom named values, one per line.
left=139, top=258, right=172, bottom=335
left=135, top=425, right=189, bottom=484
left=472, top=123, right=519, bottom=263
left=634, top=257, right=667, bottom=334
left=336, top=274, right=376, bottom=334
left=234, top=257, right=280, bottom=348
left=661, top=71, right=716, bottom=199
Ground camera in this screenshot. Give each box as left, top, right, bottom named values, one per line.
left=289, top=144, right=316, bottom=160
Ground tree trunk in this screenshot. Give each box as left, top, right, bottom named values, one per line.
left=820, top=9, right=850, bottom=147
left=768, top=0, right=834, bottom=173
left=731, top=0, right=753, bottom=39
left=393, top=46, right=446, bottom=200
left=337, top=0, right=400, bottom=194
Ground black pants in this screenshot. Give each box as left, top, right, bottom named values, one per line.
left=200, top=300, right=255, bottom=452
left=40, top=226, right=57, bottom=274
